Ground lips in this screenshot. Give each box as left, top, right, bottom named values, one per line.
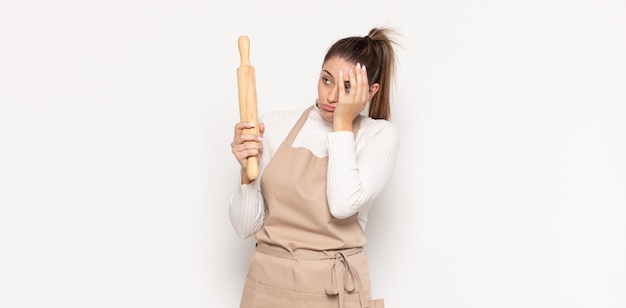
left=321, top=104, right=335, bottom=112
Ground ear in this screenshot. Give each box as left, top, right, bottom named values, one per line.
left=368, top=83, right=380, bottom=101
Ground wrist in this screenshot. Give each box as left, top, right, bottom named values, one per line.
left=240, top=168, right=252, bottom=184
left=333, top=119, right=353, bottom=132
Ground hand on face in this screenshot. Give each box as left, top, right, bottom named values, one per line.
left=334, top=63, right=370, bottom=125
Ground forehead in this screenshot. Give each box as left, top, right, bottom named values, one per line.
left=322, top=57, right=355, bottom=72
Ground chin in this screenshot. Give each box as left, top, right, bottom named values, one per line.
left=321, top=112, right=334, bottom=123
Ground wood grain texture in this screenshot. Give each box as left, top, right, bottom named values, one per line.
left=236, top=35, right=259, bottom=180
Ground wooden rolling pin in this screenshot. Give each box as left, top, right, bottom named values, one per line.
left=236, top=35, right=259, bottom=181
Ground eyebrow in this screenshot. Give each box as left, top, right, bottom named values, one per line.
left=322, top=69, right=334, bottom=80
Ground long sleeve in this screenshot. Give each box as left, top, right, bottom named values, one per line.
left=228, top=179, right=265, bottom=239
left=326, top=120, right=399, bottom=220
left=227, top=109, right=301, bottom=239
left=227, top=105, right=399, bottom=237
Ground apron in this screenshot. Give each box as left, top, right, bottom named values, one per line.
left=240, top=106, right=384, bottom=308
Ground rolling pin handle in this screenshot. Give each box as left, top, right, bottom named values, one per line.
left=238, top=35, right=250, bottom=66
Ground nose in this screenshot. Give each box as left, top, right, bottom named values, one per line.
left=327, top=85, right=338, bottom=104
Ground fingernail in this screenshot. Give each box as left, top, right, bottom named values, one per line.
left=362, top=65, right=366, bottom=71
left=356, top=63, right=361, bottom=70
left=339, top=70, right=343, bottom=77
left=248, top=122, right=255, bottom=127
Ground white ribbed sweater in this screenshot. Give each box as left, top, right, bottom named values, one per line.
left=229, top=105, right=399, bottom=239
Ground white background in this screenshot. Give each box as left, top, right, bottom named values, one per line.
left=1, top=0, right=625, bottom=307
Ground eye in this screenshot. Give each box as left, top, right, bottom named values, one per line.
left=322, top=77, right=331, bottom=85
left=344, top=81, right=351, bottom=92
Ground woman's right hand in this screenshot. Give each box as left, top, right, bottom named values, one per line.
left=231, top=121, right=265, bottom=171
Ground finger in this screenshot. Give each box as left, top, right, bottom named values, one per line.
left=361, top=63, right=369, bottom=91
left=240, top=134, right=261, bottom=143
left=242, top=141, right=260, bottom=151
left=233, top=143, right=260, bottom=159
left=231, top=138, right=255, bottom=152
left=243, top=143, right=262, bottom=160
left=355, top=63, right=369, bottom=101
left=353, top=63, right=364, bottom=100
left=337, top=70, right=346, bottom=102
left=237, top=121, right=256, bottom=130
left=348, top=67, right=357, bottom=100
left=361, top=64, right=369, bottom=86
left=234, top=121, right=256, bottom=136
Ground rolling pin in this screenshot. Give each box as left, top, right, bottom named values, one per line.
left=236, top=35, right=259, bottom=181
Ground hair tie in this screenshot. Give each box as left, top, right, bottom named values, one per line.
left=365, top=35, right=373, bottom=42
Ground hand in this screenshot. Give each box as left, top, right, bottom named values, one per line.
left=333, top=63, right=370, bottom=130
left=231, top=121, right=265, bottom=171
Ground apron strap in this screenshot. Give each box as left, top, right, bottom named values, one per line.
left=284, top=105, right=314, bottom=145
left=325, top=252, right=369, bottom=308
left=285, top=104, right=362, bottom=146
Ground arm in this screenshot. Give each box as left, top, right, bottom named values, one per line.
left=228, top=121, right=268, bottom=239
left=228, top=179, right=265, bottom=239
left=228, top=108, right=311, bottom=237
left=326, top=122, right=399, bottom=218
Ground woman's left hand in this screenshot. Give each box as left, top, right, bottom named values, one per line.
left=333, top=63, right=369, bottom=130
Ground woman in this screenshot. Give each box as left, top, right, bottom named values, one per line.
left=229, top=27, right=400, bottom=308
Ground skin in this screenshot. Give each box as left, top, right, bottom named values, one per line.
left=231, top=121, right=264, bottom=184
left=317, top=57, right=379, bottom=129
left=231, top=57, right=380, bottom=184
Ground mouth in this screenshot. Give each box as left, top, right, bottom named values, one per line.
left=321, top=104, right=335, bottom=112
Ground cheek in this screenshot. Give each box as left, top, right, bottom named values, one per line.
left=317, top=85, right=327, bottom=97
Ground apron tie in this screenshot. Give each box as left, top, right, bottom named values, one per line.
left=255, top=244, right=369, bottom=307
left=325, top=252, right=369, bottom=308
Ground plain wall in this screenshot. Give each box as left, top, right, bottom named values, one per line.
left=1, top=0, right=625, bottom=307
